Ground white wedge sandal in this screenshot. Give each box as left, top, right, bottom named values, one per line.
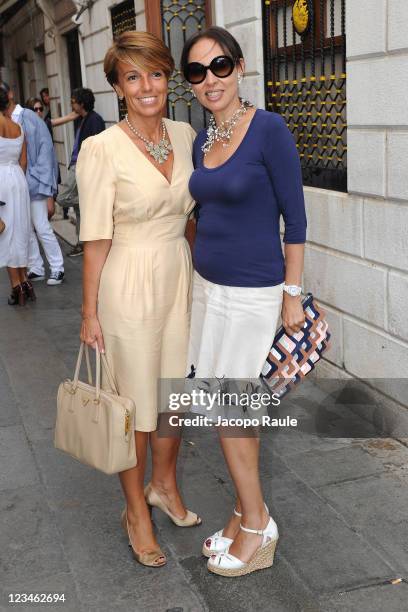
left=202, top=507, right=242, bottom=558
left=207, top=516, right=279, bottom=577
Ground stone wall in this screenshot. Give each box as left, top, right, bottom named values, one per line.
left=214, top=0, right=266, bottom=110
left=304, top=0, right=408, bottom=405
left=214, top=1, right=408, bottom=409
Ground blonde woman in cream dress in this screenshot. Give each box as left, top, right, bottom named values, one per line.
left=76, top=31, right=201, bottom=569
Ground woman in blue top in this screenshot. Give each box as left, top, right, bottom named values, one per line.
left=181, top=27, right=307, bottom=577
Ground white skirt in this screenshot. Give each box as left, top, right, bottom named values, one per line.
left=187, top=271, right=283, bottom=379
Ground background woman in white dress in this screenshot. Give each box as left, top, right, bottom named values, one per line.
left=0, top=88, right=34, bottom=306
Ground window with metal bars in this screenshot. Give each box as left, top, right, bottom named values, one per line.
left=263, top=0, right=347, bottom=192
left=146, top=0, right=212, bottom=132
left=110, top=0, right=137, bottom=119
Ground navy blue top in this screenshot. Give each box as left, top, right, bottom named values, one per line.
left=189, top=109, right=307, bottom=287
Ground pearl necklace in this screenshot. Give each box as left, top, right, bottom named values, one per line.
left=201, top=98, right=254, bottom=155
left=125, top=114, right=172, bottom=164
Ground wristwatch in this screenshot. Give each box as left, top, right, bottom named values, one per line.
left=283, top=284, right=302, bottom=297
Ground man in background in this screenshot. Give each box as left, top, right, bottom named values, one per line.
left=56, top=87, right=105, bottom=257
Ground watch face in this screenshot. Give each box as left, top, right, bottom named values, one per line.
left=285, top=285, right=301, bottom=296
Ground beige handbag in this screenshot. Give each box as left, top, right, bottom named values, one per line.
left=54, top=343, right=137, bottom=474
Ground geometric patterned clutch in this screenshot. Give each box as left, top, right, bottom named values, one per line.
left=261, top=293, right=331, bottom=398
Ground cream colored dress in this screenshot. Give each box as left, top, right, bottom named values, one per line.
left=76, top=119, right=195, bottom=431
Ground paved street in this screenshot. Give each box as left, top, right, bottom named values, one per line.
left=1, top=237, right=408, bottom=612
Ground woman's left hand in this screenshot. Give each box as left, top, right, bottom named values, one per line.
left=281, top=294, right=305, bottom=336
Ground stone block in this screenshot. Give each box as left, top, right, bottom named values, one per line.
left=134, top=0, right=145, bottom=14
left=321, top=304, right=344, bottom=368
left=85, top=61, right=107, bottom=94
left=363, top=198, right=408, bottom=269
left=228, top=20, right=264, bottom=75
left=388, top=0, right=408, bottom=51
left=346, top=0, right=386, bottom=57
left=222, top=0, right=262, bottom=26
left=387, top=132, right=408, bottom=200
left=240, top=74, right=265, bottom=110
left=388, top=270, right=408, bottom=342
left=83, top=28, right=112, bottom=67
left=181, top=552, right=319, bottom=612
left=319, top=472, right=408, bottom=573
left=262, top=464, right=393, bottom=593
left=304, top=188, right=363, bottom=256
left=136, top=11, right=146, bottom=31
left=0, top=358, right=21, bottom=427
left=347, top=130, right=386, bottom=196
left=348, top=56, right=408, bottom=126
left=283, top=445, right=391, bottom=488
left=94, top=91, right=120, bottom=124
left=45, top=50, right=58, bottom=77
left=0, top=426, right=40, bottom=491
left=320, top=582, right=408, bottom=612
left=304, top=246, right=386, bottom=328
left=343, top=318, right=408, bottom=405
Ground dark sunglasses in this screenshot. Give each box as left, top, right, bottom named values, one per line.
left=34, top=106, right=44, bottom=112
left=184, top=55, right=236, bottom=84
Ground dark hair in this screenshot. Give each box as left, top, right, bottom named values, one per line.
left=25, top=96, right=42, bottom=111
left=71, top=87, right=95, bottom=112
left=40, top=87, right=49, bottom=96
left=180, top=26, right=244, bottom=78
left=0, top=81, right=10, bottom=93
left=0, top=88, right=9, bottom=111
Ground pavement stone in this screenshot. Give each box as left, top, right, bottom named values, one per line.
left=1, top=241, right=408, bottom=611
left=319, top=581, right=408, bottom=612
left=319, top=471, right=408, bottom=574
left=281, top=445, right=398, bottom=488
left=0, top=357, right=21, bottom=428
left=0, top=426, right=40, bottom=491
left=262, top=455, right=395, bottom=594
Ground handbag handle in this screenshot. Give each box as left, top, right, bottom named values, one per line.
left=72, top=342, right=119, bottom=400
left=73, top=342, right=93, bottom=385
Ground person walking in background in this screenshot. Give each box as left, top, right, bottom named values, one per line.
left=0, top=88, right=35, bottom=306
left=25, top=97, right=78, bottom=220
left=26, top=96, right=78, bottom=136
left=1, top=81, right=65, bottom=286
left=57, top=88, right=105, bottom=257
left=38, top=88, right=79, bottom=219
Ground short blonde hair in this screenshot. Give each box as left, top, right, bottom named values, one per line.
left=104, top=31, right=175, bottom=86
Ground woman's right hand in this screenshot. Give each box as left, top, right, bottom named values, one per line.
left=80, top=314, right=105, bottom=353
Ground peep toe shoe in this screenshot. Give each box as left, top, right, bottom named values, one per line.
left=202, top=507, right=242, bottom=557
left=144, top=482, right=202, bottom=527
left=120, top=509, right=166, bottom=568
left=207, top=516, right=279, bottom=577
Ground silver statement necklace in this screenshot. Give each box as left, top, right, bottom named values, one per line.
left=125, top=114, right=172, bottom=164
left=202, top=98, right=254, bottom=155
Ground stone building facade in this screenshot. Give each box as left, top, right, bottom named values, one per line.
left=1, top=0, right=407, bottom=413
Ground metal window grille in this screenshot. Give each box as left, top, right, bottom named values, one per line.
left=111, top=0, right=136, bottom=38
left=160, top=0, right=210, bottom=131
left=111, top=0, right=137, bottom=119
left=263, top=0, right=347, bottom=192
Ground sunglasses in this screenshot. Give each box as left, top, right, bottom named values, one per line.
left=184, top=55, right=237, bottom=84
left=34, top=106, right=43, bottom=112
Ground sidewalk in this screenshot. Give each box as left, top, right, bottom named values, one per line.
left=1, top=240, right=408, bottom=612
